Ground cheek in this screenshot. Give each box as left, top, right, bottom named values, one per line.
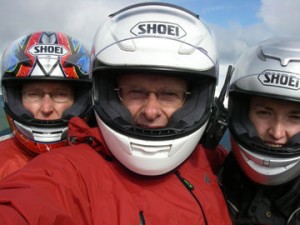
left=253, top=120, right=271, bottom=139
left=125, top=104, right=139, bottom=117
left=59, top=101, right=74, bottom=113
left=288, top=125, right=300, bottom=137
left=163, top=107, right=179, bottom=118
left=249, top=115, right=267, bottom=136
left=23, top=101, right=38, bottom=114
left=255, top=125, right=267, bottom=137
left=65, top=101, right=74, bottom=109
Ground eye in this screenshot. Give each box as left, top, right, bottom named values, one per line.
left=159, top=89, right=184, bottom=102
left=51, top=89, right=73, bottom=102
left=162, top=90, right=177, bottom=96
left=124, top=87, right=147, bottom=100
left=55, top=90, right=71, bottom=97
left=22, top=90, right=43, bottom=101
left=27, top=91, right=40, bottom=97
left=128, top=88, right=145, bottom=95
left=290, top=114, right=300, bottom=120
left=255, top=109, right=272, bottom=118
left=257, top=110, right=270, bottom=115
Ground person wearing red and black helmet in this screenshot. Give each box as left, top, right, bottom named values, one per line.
left=0, top=31, right=92, bottom=180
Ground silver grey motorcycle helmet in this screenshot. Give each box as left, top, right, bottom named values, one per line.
left=228, top=37, right=300, bottom=185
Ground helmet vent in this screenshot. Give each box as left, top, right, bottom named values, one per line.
left=29, top=120, right=65, bottom=126
left=128, top=126, right=181, bottom=137
left=130, top=142, right=171, bottom=157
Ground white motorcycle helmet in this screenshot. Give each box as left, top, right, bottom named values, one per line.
left=91, top=2, right=218, bottom=175
left=1, top=31, right=92, bottom=154
left=229, top=37, right=300, bottom=185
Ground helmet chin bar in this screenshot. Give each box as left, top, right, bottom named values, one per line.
left=96, top=113, right=208, bottom=176
left=234, top=143, right=300, bottom=185
left=14, top=120, right=68, bottom=143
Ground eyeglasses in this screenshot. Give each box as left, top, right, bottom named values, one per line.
left=22, top=89, right=74, bottom=103
left=115, top=86, right=191, bottom=106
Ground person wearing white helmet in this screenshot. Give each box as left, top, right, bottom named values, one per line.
left=220, top=37, right=300, bottom=224
left=0, top=31, right=92, bottom=180
left=0, top=3, right=231, bottom=224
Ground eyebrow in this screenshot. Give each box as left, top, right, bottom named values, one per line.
left=251, top=103, right=270, bottom=110
left=253, top=104, right=300, bottom=114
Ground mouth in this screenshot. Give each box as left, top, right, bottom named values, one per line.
left=264, top=142, right=284, bottom=148
left=138, top=125, right=163, bottom=129
left=136, top=123, right=164, bottom=129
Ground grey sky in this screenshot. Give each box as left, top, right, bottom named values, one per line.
left=1, top=0, right=300, bottom=92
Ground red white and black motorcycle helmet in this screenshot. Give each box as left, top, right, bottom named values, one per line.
left=1, top=31, right=92, bottom=154
left=91, top=2, right=219, bottom=175
left=228, top=37, right=300, bottom=185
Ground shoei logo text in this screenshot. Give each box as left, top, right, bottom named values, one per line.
left=131, top=22, right=186, bottom=39
left=28, top=44, right=69, bottom=56
left=258, top=70, right=300, bottom=90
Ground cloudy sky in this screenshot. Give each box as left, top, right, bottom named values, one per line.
left=1, top=0, right=300, bottom=91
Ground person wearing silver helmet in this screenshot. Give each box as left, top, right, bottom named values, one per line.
left=0, top=31, right=92, bottom=180
left=220, top=37, right=300, bottom=224
left=0, top=3, right=231, bottom=224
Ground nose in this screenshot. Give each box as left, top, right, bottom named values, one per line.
left=267, top=120, right=287, bottom=141
left=141, top=93, right=162, bottom=120
left=40, top=94, right=55, bottom=115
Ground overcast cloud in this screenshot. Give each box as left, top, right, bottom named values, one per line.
left=1, top=0, right=300, bottom=92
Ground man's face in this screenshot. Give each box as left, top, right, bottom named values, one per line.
left=22, top=81, right=74, bottom=120
left=249, top=96, right=300, bottom=147
left=117, top=74, right=189, bottom=128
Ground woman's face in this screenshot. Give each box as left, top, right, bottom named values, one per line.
left=249, top=96, right=300, bottom=147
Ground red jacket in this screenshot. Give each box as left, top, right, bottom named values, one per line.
left=0, top=135, right=34, bottom=181
left=0, top=117, right=231, bottom=225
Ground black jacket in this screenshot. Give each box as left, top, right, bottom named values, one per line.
left=220, top=152, right=300, bottom=225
